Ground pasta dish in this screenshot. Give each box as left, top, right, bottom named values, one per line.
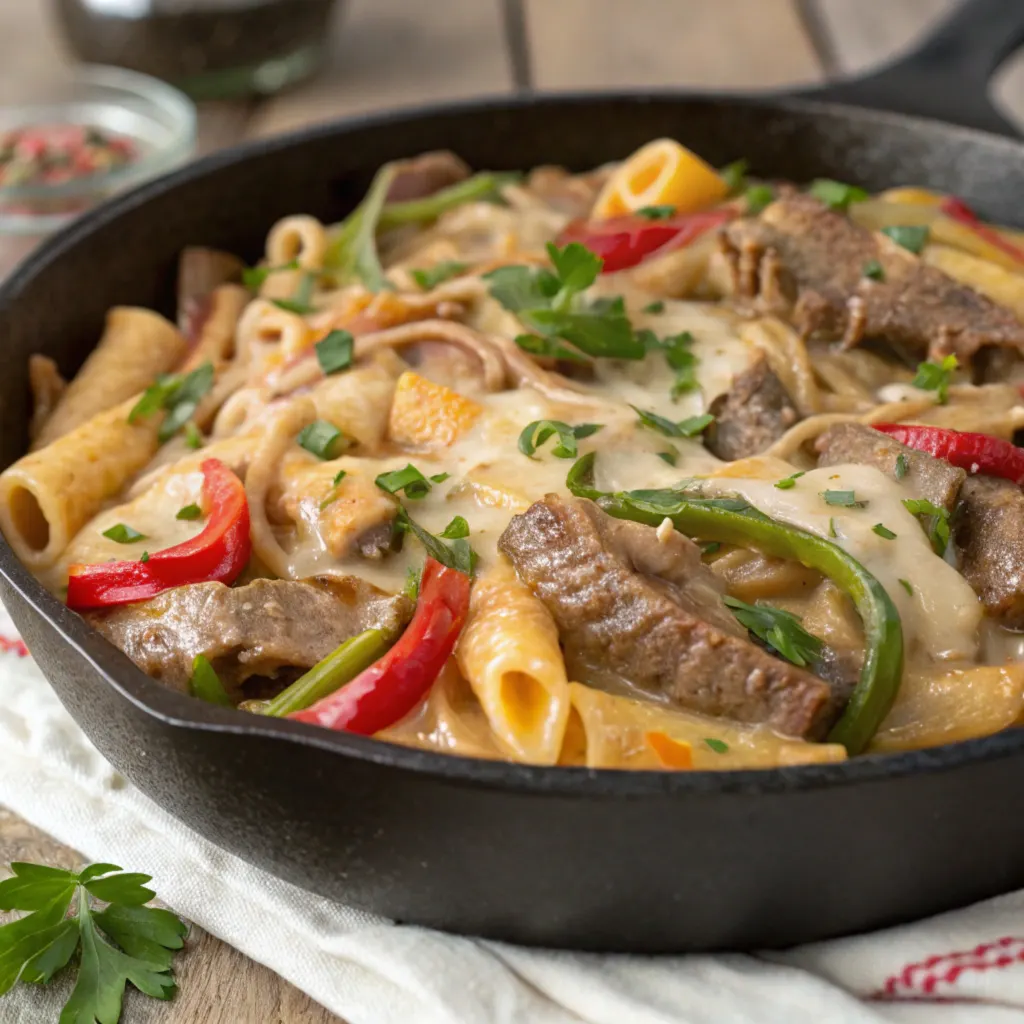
left=5, top=139, right=1024, bottom=771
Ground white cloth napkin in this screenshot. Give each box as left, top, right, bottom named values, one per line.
left=3, top=605, right=1024, bottom=1024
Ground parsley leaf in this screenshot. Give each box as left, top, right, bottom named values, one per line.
left=129, top=363, right=214, bottom=444
left=704, top=738, right=729, bottom=753
left=657, top=449, right=678, bottom=466
left=183, top=422, right=203, bottom=450
left=643, top=300, right=665, bottom=314
left=633, top=405, right=714, bottom=438
left=774, top=471, right=805, bottom=490
left=808, top=178, right=869, bottom=210
left=242, top=258, right=299, bottom=291
left=139, top=552, right=149, bottom=563
left=720, top=158, right=749, bottom=193
left=514, top=333, right=589, bottom=363
left=315, top=329, right=354, bottom=375
left=863, top=259, right=885, bottom=281
left=899, top=578, right=913, bottom=596
left=872, top=523, right=897, bottom=539
left=518, top=420, right=602, bottom=460
left=902, top=498, right=951, bottom=555
left=102, top=523, right=144, bottom=544
left=745, top=184, right=774, bottom=214
left=882, top=224, right=930, bottom=254
left=636, top=205, right=676, bottom=220
left=723, top=596, right=824, bottom=668
left=0, top=861, right=186, bottom=1019
left=323, top=163, right=397, bottom=290
left=297, top=420, right=346, bottom=460
left=829, top=517, right=837, bottom=538
left=484, top=242, right=644, bottom=361
left=395, top=508, right=477, bottom=576
left=895, top=453, right=909, bottom=480
left=822, top=489, right=867, bottom=508
left=175, top=504, right=202, bottom=521
left=188, top=654, right=232, bottom=706
left=270, top=269, right=317, bottom=315
left=430, top=472, right=450, bottom=483
left=439, top=515, right=470, bottom=539
left=375, top=464, right=432, bottom=500
left=410, top=261, right=468, bottom=290
left=912, top=353, right=958, bottom=404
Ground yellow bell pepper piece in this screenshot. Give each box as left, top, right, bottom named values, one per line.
left=593, top=138, right=728, bottom=219
left=387, top=371, right=482, bottom=448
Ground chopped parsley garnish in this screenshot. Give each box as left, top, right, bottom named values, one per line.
left=395, top=508, right=477, bottom=576
left=895, top=453, right=909, bottom=480
left=643, top=300, right=665, bottom=314
left=402, top=565, right=421, bottom=601
left=657, top=449, right=678, bottom=466
left=514, top=333, right=588, bottom=363
left=863, top=259, right=885, bottom=281
left=102, top=523, right=144, bottom=543
left=430, top=472, right=450, bottom=483
left=129, top=362, right=214, bottom=443
left=774, top=471, right=805, bottom=490
left=720, top=158, right=749, bottom=194
left=723, top=596, right=824, bottom=668
left=872, top=523, right=896, bottom=539
left=319, top=470, right=348, bottom=510
left=902, top=498, right=951, bottom=555
left=376, top=463, right=433, bottom=500
left=638, top=328, right=700, bottom=399
left=271, top=270, right=316, bottom=314
left=0, top=860, right=187, bottom=1022
left=410, top=260, right=468, bottom=290
left=899, top=578, right=913, bottom=596
left=242, top=258, right=299, bottom=291
left=297, top=420, right=345, bottom=460
left=636, top=205, right=676, bottom=220
left=912, top=353, right=957, bottom=404
left=808, top=178, right=868, bottom=211
left=484, top=241, right=644, bottom=361
left=189, top=654, right=232, bottom=706
left=315, top=329, right=354, bottom=375
left=518, top=420, right=602, bottom=460
left=140, top=552, right=150, bottom=563
left=632, top=405, right=714, bottom=438
left=822, top=489, right=867, bottom=508
left=176, top=504, right=202, bottom=521
left=745, top=184, right=774, bottom=214
left=333, top=469, right=347, bottom=485
left=439, top=515, right=470, bottom=539
left=700, top=542, right=721, bottom=557
left=882, top=224, right=930, bottom=254
left=704, top=738, right=729, bottom=754
left=829, top=517, right=837, bottom=538
left=183, top=421, right=203, bottom=450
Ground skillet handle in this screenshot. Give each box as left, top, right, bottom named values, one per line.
left=795, top=0, right=1024, bottom=137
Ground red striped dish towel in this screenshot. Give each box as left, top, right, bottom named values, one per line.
left=2, top=603, right=1023, bottom=1024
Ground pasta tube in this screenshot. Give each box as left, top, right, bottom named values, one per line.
left=456, top=562, right=570, bottom=764
left=0, top=398, right=160, bottom=569
left=32, top=307, right=186, bottom=449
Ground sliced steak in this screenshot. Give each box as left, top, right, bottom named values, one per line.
left=87, top=577, right=413, bottom=697
left=815, top=422, right=965, bottom=513
left=386, top=151, right=470, bottom=203
left=722, top=195, right=1024, bottom=364
left=955, top=475, right=1024, bottom=628
left=498, top=495, right=838, bottom=738
left=705, top=357, right=798, bottom=460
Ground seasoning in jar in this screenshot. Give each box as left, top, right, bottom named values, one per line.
left=0, top=125, right=137, bottom=189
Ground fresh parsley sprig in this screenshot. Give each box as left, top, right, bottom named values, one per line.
left=723, top=596, right=824, bottom=668
left=395, top=509, right=478, bottom=576
left=902, top=497, right=951, bottom=555
left=912, top=353, right=957, bottom=404
left=518, top=420, right=602, bottom=460
left=632, top=405, right=714, bottom=438
left=0, top=861, right=187, bottom=1023
left=129, top=363, right=214, bottom=444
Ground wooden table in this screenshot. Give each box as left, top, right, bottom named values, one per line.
left=2, top=1, right=1023, bottom=1019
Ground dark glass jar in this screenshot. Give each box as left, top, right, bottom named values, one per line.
left=53, top=0, right=342, bottom=100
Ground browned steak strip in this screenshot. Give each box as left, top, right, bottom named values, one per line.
left=815, top=422, right=966, bottom=513
left=705, top=357, right=798, bottom=461
left=87, top=577, right=413, bottom=697
left=954, top=475, right=1024, bottom=628
left=498, top=495, right=838, bottom=738
left=385, top=151, right=470, bottom=203
left=722, top=195, right=1024, bottom=364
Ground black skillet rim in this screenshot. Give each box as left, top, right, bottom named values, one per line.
left=3, top=87, right=1023, bottom=799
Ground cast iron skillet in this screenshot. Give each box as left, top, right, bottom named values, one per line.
left=2, top=0, right=1024, bottom=953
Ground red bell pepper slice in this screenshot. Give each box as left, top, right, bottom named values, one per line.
left=66, top=458, right=251, bottom=611
left=939, top=196, right=1024, bottom=265
left=556, top=210, right=732, bottom=274
left=289, top=557, right=471, bottom=734
left=873, top=423, right=1024, bottom=485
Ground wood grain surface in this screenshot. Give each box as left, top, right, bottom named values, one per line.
left=1, top=1, right=1018, bottom=1020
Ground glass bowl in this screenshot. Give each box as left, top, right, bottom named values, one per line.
left=0, top=64, right=196, bottom=238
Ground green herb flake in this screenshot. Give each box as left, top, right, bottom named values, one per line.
left=774, top=471, right=806, bottom=490
left=242, top=258, right=300, bottom=291
left=863, top=259, right=885, bottom=281
left=912, top=353, right=958, bottom=404
left=899, top=578, right=914, bottom=596
left=636, top=205, right=676, bottom=220
left=430, top=472, right=450, bottom=484
left=720, top=158, right=749, bottom=194
left=271, top=296, right=315, bottom=315
left=808, top=178, right=869, bottom=211
left=632, top=405, right=713, bottom=438
left=643, top=300, right=665, bottom=314
left=175, top=504, right=202, bottom=521
left=402, top=565, right=421, bottom=601
left=829, top=517, right=837, bottom=538
left=102, top=523, right=144, bottom=544
left=822, top=489, right=867, bottom=509
left=183, top=422, right=203, bottom=450
left=872, top=523, right=897, bottom=540
left=723, top=596, right=824, bottom=668
left=895, top=453, right=909, bottom=480
left=395, top=508, right=477, bottom=577
left=657, top=449, right=678, bottom=466
left=129, top=363, right=215, bottom=445
left=139, top=552, right=150, bottom=563
left=439, top=516, right=470, bottom=539
left=315, top=329, right=354, bottom=375
left=745, top=184, right=774, bottom=215
left=518, top=420, right=602, bottom=460
left=902, top=497, right=951, bottom=555
left=410, top=260, right=468, bottom=290
left=333, top=469, right=347, bottom=485
left=375, top=464, right=432, bottom=500
left=700, top=541, right=721, bottom=556
left=297, top=420, right=346, bottom=461
left=704, top=738, right=729, bottom=754
left=514, top=333, right=589, bottom=363
left=882, top=224, right=930, bottom=254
